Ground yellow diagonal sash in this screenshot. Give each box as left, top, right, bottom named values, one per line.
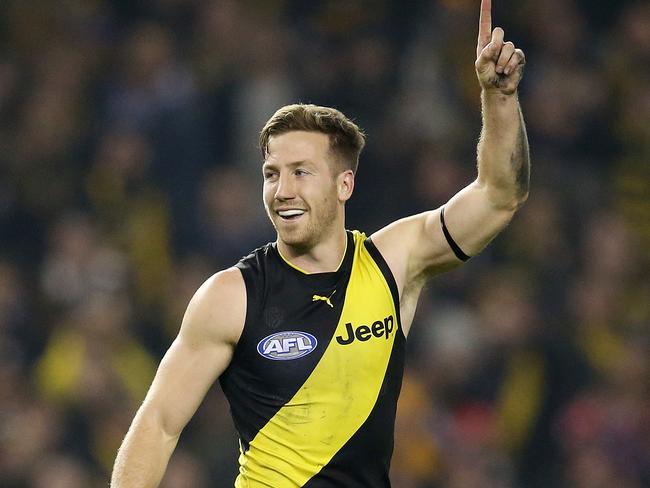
left=236, top=233, right=398, bottom=487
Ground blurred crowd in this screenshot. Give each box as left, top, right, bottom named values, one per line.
left=1, top=0, right=649, bottom=487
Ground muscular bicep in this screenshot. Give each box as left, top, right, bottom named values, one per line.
left=144, top=334, right=233, bottom=439
left=141, top=267, right=245, bottom=440
left=372, top=181, right=516, bottom=288
left=424, top=180, right=516, bottom=263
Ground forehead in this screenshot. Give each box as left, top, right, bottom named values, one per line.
left=265, top=131, right=331, bottom=164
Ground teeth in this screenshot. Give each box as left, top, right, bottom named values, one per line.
left=278, top=210, right=305, bottom=217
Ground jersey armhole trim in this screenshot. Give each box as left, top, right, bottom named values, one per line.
left=440, top=206, right=471, bottom=262
left=232, top=262, right=255, bottom=357
left=364, top=237, right=403, bottom=335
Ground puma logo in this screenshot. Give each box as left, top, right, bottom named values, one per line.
left=312, top=290, right=336, bottom=308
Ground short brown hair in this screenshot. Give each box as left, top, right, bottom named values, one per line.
left=259, top=104, right=366, bottom=173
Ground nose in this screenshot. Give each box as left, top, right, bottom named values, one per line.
left=274, top=171, right=296, bottom=201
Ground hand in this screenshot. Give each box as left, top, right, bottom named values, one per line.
left=475, top=0, right=525, bottom=96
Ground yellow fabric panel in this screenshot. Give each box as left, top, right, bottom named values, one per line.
left=36, top=327, right=156, bottom=409
left=35, top=328, right=85, bottom=403
left=127, top=191, right=172, bottom=307
left=112, top=342, right=158, bottom=405
left=236, top=231, right=398, bottom=487
left=495, top=351, right=545, bottom=453
left=578, top=324, right=626, bottom=374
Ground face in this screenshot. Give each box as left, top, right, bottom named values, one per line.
left=263, top=131, right=354, bottom=250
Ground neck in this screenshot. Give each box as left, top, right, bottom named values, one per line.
left=277, top=227, right=348, bottom=273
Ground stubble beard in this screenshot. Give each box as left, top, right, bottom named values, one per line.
left=271, top=196, right=339, bottom=252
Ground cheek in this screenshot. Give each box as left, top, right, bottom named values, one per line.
left=319, top=189, right=337, bottom=214
left=263, top=185, right=273, bottom=205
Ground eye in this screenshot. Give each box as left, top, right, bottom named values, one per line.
left=295, top=168, right=309, bottom=176
left=263, top=170, right=278, bottom=181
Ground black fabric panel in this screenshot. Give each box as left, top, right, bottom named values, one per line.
left=219, top=232, right=356, bottom=450
left=303, top=323, right=406, bottom=488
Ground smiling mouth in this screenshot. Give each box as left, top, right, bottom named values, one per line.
left=277, top=209, right=306, bottom=221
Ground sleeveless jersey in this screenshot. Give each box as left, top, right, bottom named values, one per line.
left=219, top=230, right=406, bottom=487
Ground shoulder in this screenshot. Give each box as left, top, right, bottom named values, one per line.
left=180, top=266, right=246, bottom=348
left=236, top=242, right=275, bottom=268
left=369, top=212, right=429, bottom=248
left=369, top=210, right=461, bottom=289
left=369, top=213, right=429, bottom=285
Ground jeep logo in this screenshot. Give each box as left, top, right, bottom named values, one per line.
left=335, top=315, right=395, bottom=345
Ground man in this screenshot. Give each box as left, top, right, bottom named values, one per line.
left=111, top=0, right=529, bottom=486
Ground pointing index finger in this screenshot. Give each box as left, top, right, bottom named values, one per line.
left=477, top=0, right=492, bottom=55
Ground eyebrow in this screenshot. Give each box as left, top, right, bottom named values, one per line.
left=262, top=160, right=313, bottom=170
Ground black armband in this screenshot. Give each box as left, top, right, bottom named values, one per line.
left=440, top=206, right=471, bottom=262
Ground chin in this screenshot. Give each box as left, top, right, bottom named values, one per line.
left=275, top=223, right=318, bottom=250
left=278, top=230, right=312, bottom=249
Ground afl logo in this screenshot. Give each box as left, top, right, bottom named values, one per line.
left=257, top=331, right=317, bottom=361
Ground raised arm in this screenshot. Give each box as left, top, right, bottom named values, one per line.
left=111, top=267, right=245, bottom=488
left=372, top=0, right=529, bottom=307
left=442, top=0, right=529, bottom=251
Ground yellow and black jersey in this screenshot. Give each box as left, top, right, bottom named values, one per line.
left=220, top=230, right=405, bottom=487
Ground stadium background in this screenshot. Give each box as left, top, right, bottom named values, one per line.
left=1, top=0, right=648, bottom=486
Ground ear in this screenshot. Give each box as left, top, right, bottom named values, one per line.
left=337, top=170, right=355, bottom=202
